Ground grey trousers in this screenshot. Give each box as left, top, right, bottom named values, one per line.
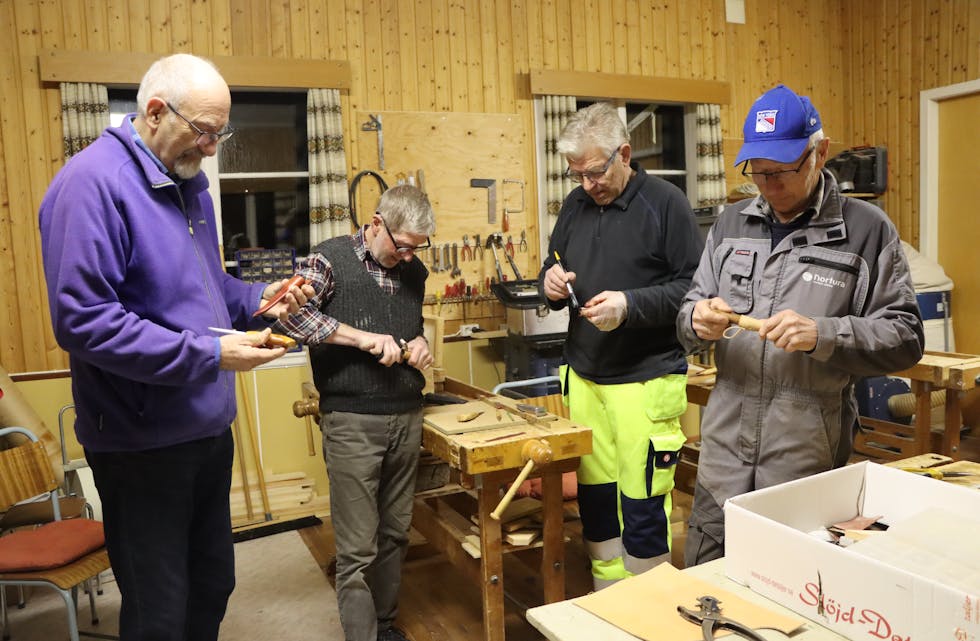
left=684, top=480, right=726, bottom=568
left=321, top=408, right=422, bottom=641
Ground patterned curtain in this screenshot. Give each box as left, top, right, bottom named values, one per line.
left=543, top=95, right=577, bottom=238
left=307, top=88, right=350, bottom=246
left=60, top=82, right=109, bottom=159
left=695, top=103, right=726, bottom=208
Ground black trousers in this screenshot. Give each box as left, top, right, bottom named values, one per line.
left=87, top=429, right=236, bottom=641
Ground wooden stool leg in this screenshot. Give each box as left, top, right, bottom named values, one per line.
left=943, top=390, right=962, bottom=458
left=478, top=472, right=506, bottom=641
left=540, top=468, right=566, bottom=603
left=912, top=380, right=933, bottom=455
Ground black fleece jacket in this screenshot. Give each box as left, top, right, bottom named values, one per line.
left=540, top=163, right=703, bottom=384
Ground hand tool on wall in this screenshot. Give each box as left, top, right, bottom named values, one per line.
left=502, top=178, right=525, bottom=234
left=473, top=234, right=483, bottom=260
left=361, top=114, right=384, bottom=170
left=469, top=178, right=497, bottom=224
left=505, top=235, right=515, bottom=259
left=451, top=243, right=461, bottom=277
left=489, top=232, right=523, bottom=280
left=519, top=230, right=528, bottom=252
left=490, top=439, right=553, bottom=520
left=461, top=235, right=472, bottom=261
left=485, top=233, right=506, bottom=283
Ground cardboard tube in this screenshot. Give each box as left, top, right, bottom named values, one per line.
left=0, top=364, right=64, bottom=484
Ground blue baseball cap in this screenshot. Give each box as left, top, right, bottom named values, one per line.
left=735, top=84, right=822, bottom=166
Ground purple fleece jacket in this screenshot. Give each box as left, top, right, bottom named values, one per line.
left=39, top=116, right=268, bottom=452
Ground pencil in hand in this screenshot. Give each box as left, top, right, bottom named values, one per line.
left=553, top=251, right=580, bottom=310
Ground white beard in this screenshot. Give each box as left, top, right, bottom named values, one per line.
left=174, top=154, right=203, bottom=179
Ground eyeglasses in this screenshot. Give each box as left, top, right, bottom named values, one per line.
left=564, top=146, right=621, bottom=184
left=741, top=146, right=814, bottom=183
left=166, top=102, right=235, bottom=146
left=380, top=215, right=430, bottom=255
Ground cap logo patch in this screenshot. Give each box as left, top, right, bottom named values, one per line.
left=755, top=109, right=778, bottom=133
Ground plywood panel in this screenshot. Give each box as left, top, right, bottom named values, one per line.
left=354, top=110, right=533, bottom=300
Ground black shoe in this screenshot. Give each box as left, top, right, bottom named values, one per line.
left=377, top=626, right=410, bottom=641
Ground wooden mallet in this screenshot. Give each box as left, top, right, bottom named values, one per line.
left=490, top=439, right=553, bottom=521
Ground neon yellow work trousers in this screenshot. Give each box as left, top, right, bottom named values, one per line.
left=562, top=366, right=687, bottom=588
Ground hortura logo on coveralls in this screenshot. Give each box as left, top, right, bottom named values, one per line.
left=801, top=271, right=846, bottom=289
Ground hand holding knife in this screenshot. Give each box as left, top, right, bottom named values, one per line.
left=208, top=327, right=297, bottom=350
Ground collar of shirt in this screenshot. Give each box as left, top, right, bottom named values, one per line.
left=354, top=225, right=400, bottom=293
left=127, top=115, right=169, bottom=176
left=760, top=171, right=826, bottom=223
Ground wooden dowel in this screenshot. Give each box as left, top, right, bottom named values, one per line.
left=723, top=311, right=763, bottom=331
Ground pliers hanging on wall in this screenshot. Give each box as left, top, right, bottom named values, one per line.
left=677, top=596, right=770, bottom=641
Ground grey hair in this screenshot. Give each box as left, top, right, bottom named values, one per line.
left=556, top=102, right=629, bottom=158
left=136, top=54, right=224, bottom=116
left=378, top=185, right=436, bottom=236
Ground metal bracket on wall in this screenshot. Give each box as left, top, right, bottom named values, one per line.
left=470, top=178, right=497, bottom=224
left=502, top=179, right=525, bottom=214
left=361, top=114, right=384, bottom=170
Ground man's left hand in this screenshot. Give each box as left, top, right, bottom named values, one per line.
left=759, top=309, right=818, bottom=353
left=403, top=336, right=434, bottom=370
left=580, top=290, right=627, bottom=332
left=260, top=278, right=316, bottom=321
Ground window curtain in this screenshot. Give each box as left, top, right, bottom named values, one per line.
left=307, top=88, right=350, bottom=246
left=543, top=95, right=577, bottom=238
left=60, top=82, right=109, bottom=159
left=695, top=104, right=726, bottom=208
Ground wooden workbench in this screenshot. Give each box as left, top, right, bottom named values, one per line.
left=684, top=350, right=980, bottom=461
left=858, top=350, right=980, bottom=460
left=412, top=377, right=592, bottom=641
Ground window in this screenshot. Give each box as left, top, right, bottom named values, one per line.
left=108, top=90, right=310, bottom=272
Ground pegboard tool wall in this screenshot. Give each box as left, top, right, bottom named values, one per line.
left=354, top=110, right=537, bottom=331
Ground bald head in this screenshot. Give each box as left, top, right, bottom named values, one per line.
left=133, top=54, right=232, bottom=179
left=136, top=54, right=229, bottom=116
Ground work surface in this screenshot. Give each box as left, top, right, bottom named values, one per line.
left=526, top=559, right=849, bottom=641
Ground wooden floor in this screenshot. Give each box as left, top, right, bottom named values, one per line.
left=296, top=428, right=980, bottom=641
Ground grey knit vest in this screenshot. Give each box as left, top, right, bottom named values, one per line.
left=309, top=236, right=427, bottom=414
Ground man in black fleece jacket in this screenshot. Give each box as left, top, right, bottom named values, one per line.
left=539, top=102, right=703, bottom=590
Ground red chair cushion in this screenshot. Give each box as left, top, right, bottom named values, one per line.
left=0, top=518, right=104, bottom=572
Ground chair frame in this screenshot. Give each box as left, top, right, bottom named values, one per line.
left=0, top=426, right=112, bottom=641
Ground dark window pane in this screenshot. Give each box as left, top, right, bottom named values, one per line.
left=219, top=92, right=308, bottom=173
left=220, top=176, right=310, bottom=258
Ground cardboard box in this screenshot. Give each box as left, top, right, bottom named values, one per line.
left=725, top=461, right=980, bottom=641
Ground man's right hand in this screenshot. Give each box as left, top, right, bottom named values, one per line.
left=543, top=263, right=575, bottom=303
left=358, top=332, right=403, bottom=367
left=692, top=297, right=733, bottom=341
left=218, top=328, right=287, bottom=371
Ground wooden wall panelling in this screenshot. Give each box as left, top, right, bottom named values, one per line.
left=493, top=0, right=516, bottom=109
left=429, top=0, right=452, bottom=112
left=447, top=0, right=468, bottom=112
left=353, top=110, right=534, bottom=302
left=2, top=0, right=978, bottom=376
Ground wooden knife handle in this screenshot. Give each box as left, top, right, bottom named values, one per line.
left=723, top=311, right=762, bottom=332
